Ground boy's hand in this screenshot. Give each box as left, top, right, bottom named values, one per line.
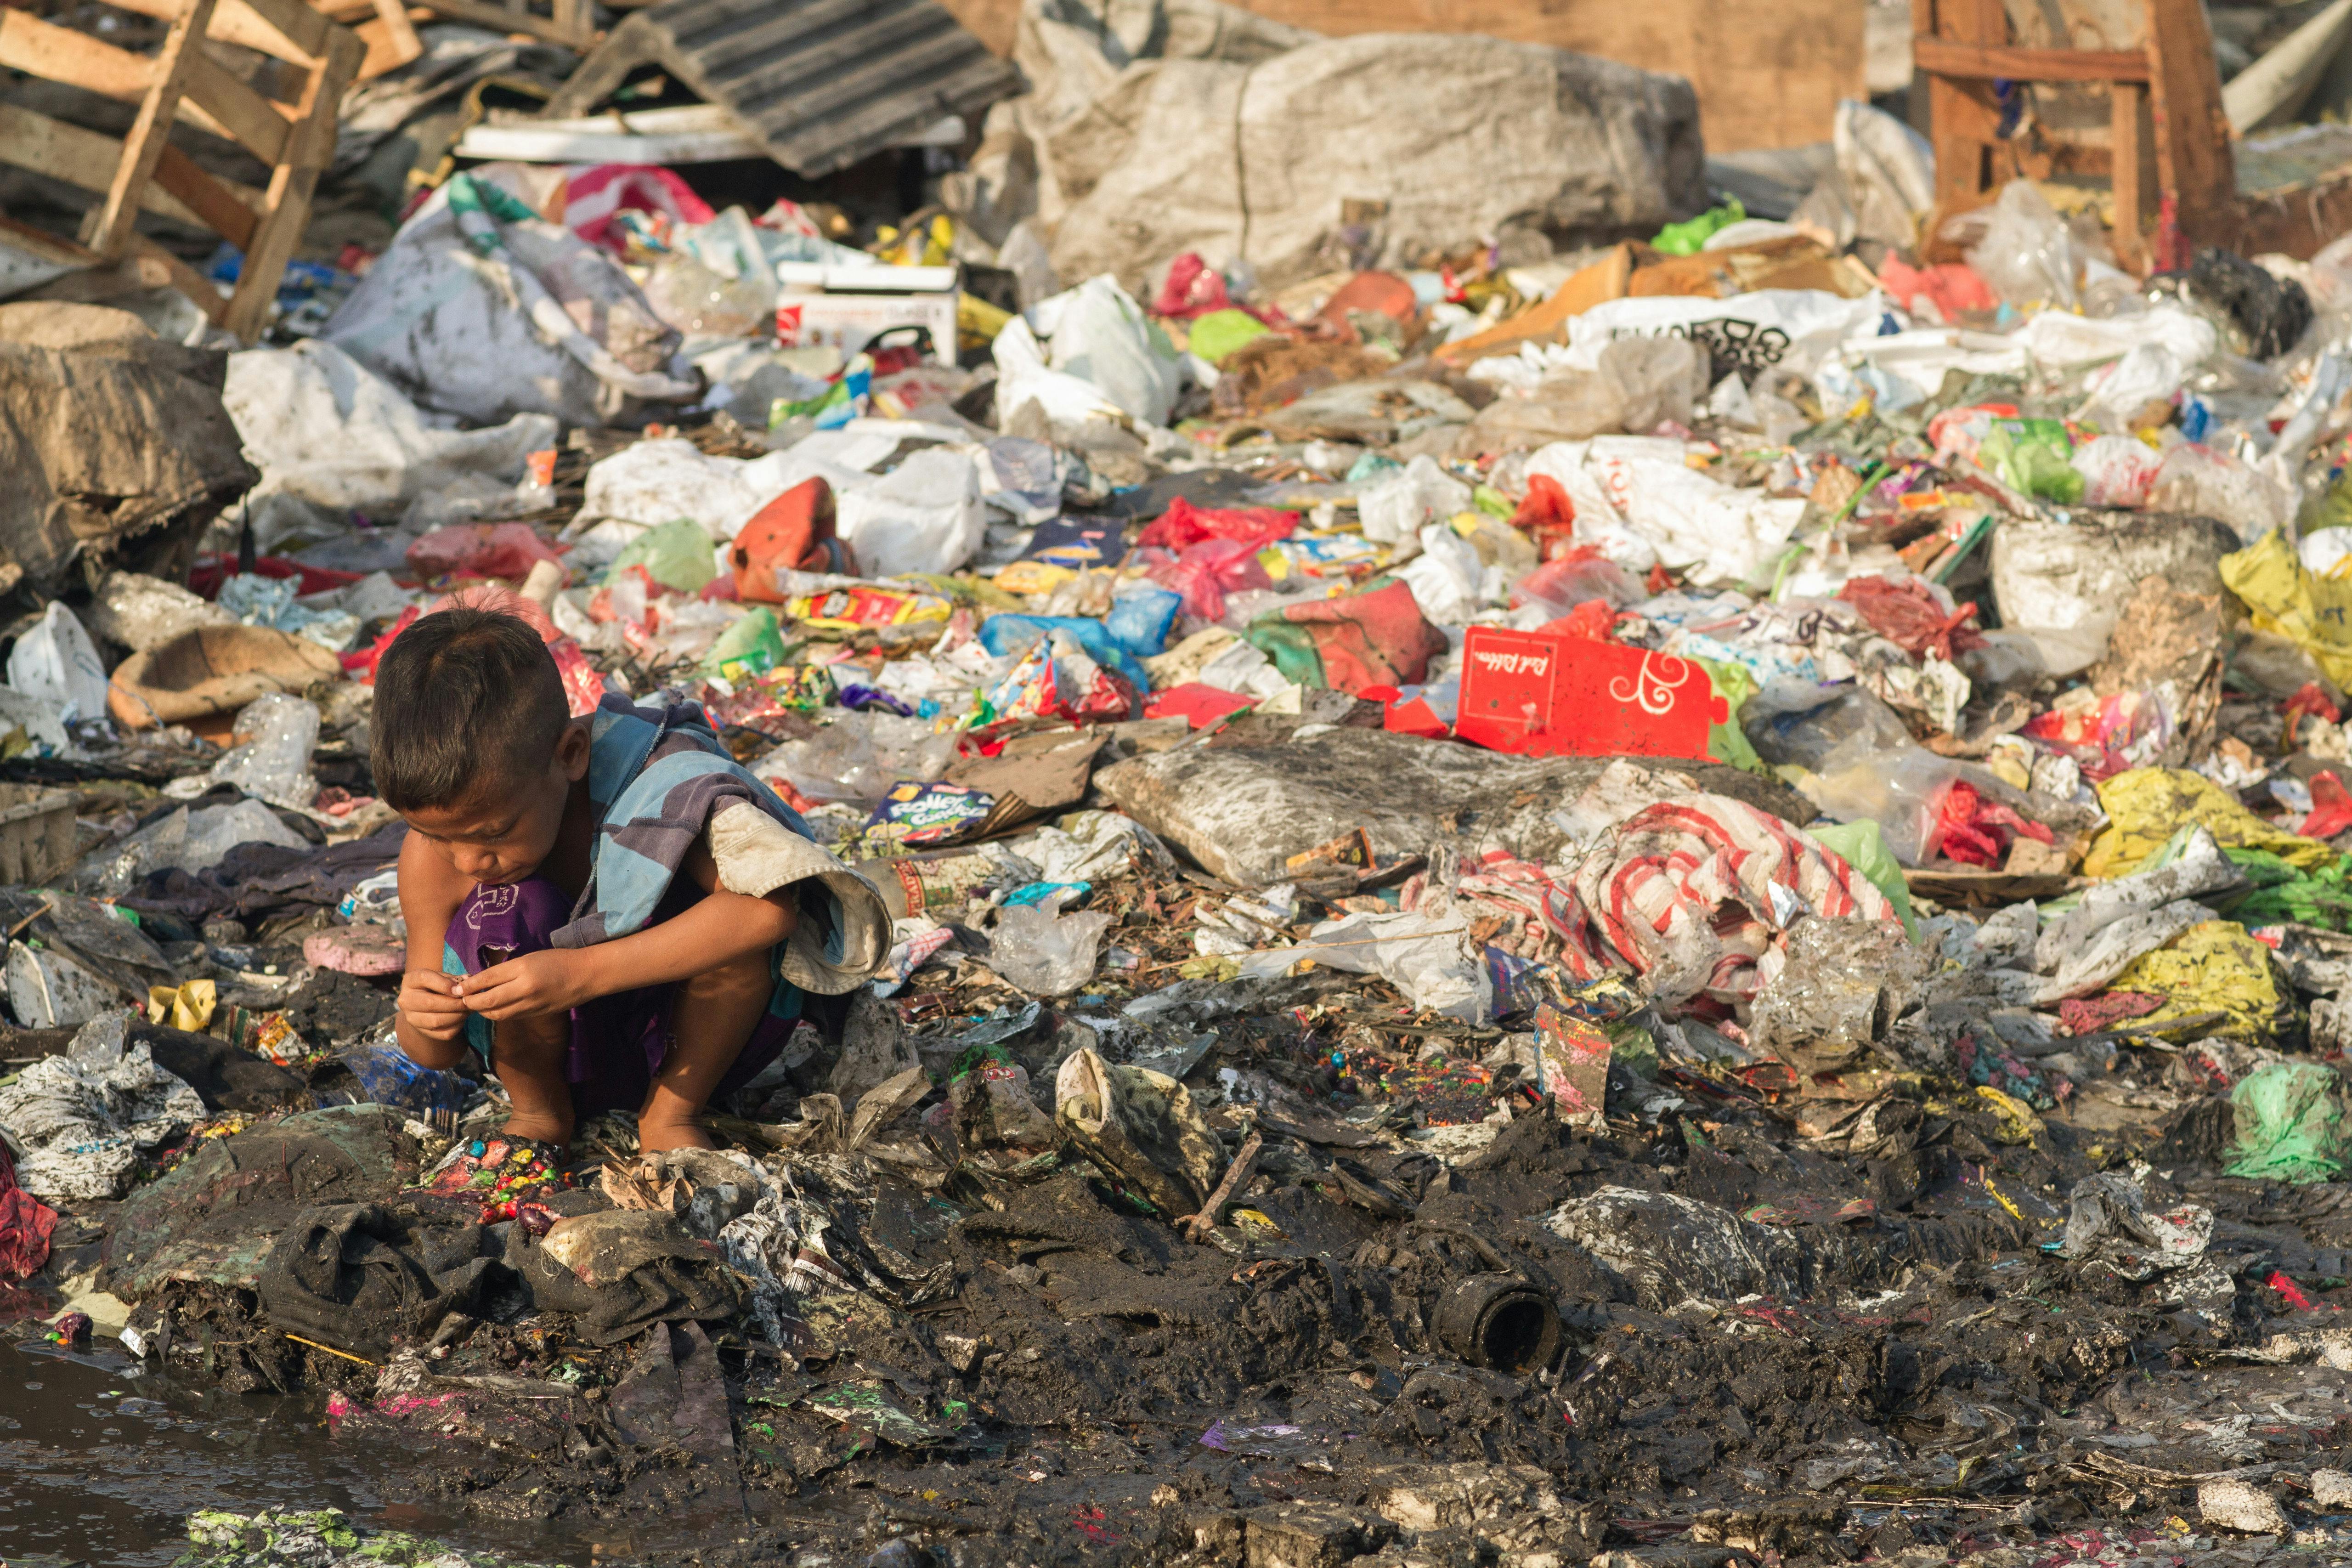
left=458, top=950, right=591, bottom=1021
left=398, top=970, right=470, bottom=1043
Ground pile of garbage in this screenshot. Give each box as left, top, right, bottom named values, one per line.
left=21, top=1, right=2352, bottom=1564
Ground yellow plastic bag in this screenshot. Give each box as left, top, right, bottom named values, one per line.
left=147, top=977, right=216, bottom=1032
left=2084, top=767, right=2332, bottom=879
left=2220, top=529, right=2352, bottom=690
left=2109, top=920, right=2289, bottom=1038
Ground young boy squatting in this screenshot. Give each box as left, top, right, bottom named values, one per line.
left=375, top=606, right=887, bottom=1157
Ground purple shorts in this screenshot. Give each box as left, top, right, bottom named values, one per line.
left=441, top=875, right=801, bottom=1118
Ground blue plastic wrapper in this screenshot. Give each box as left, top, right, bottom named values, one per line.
left=977, top=615, right=1152, bottom=689
left=341, top=1039, right=470, bottom=1115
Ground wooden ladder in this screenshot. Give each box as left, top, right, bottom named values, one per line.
left=0, top=0, right=365, bottom=340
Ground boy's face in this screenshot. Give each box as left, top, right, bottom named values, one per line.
left=401, top=719, right=590, bottom=886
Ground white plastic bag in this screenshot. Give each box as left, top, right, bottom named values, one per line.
left=193, top=692, right=321, bottom=809
left=834, top=447, right=987, bottom=578
left=7, top=602, right=108, bottom=723
left=1031, top=274, right=1185, bottom=427
left=2071, top=435, right=2165, bottom=508
left=1585, top=442, right=1807, bottom=589
left=1358, top=454, right=1471, bottom=545
left=1958, top=180, right=2081, bottom=311
left=2149, top=444, right=2295, bottom=541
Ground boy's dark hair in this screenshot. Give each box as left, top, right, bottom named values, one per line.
left=371, top=608, right=569, bottom=813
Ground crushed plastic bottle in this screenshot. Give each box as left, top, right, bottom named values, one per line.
left=194, top=692, right=322, bottom=810
left=987, top=889, right=1113, bottom=996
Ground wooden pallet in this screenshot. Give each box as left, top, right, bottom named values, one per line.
left=0, top=0, right=365, bottom=341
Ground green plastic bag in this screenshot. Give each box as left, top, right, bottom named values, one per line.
left=605, top=516, right=716, bottom=594
left=1186, top=308, right=1271, bottom=366
left=1687, top=656, right=1767, bottom=778
left=1806, top=818, right=1919, bottom=941
left=2228, top=1060, right=2351, bottom=1183
left=1978, top=418, right=2084, bottom=504
left=1651, top=198, right=1746, bottom=256
left=701, top=606, right=787, bottom=683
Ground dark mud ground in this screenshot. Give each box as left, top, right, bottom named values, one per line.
left=17, top=964, right=2352, bottom=1567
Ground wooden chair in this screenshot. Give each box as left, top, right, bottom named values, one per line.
left=1911, top=0, right=2235, bottom=270
left=0, top=0, right=365, bottom=340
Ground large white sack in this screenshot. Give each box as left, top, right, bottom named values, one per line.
left=954, top=0, right=1704, bottom=292
left=322, top=170, right=696, bottom=429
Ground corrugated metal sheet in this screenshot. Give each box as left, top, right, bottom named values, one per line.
left=550, top=0, right=1022, bottom=177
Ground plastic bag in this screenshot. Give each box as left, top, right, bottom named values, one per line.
left=989, top=891, right=1113, bottom=995
left=7, top=603, right=107, bottom=724
left=605, top=516, right=717, bottom=594
left=198, top=693, right=321, bottom=809
left=2070, top=434, right=2164, bottom=508
left=1032, top=274, right=1185, bottom=426
left=1805, top=818, right=1918, bottom=939
left=1597, top=334, right=1709, bottom=431
left=639, top=253, right=775, bottom=339
left=1957, top=180, right=2081, bottom=311
left=1358, top=455, right=1472, bottom=545
left=1052, top=1047, right=1220, bottom=1217
left=408, top=522, right=566, bottom=583
left=74, top=799, right=309, bottom=896
left=835, top=448, right=985, bottom=579
left=2228, top=1061, right=2350, bottom=1183
left=2222, top=528, right=2352, bottom=691
left=2150, top=444, right=2295, bottom=542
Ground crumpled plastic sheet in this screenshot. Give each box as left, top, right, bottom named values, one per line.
left=0, top=1013, right=204, bottom=1201
left=2056, top=1170, right=2229, bottom=1321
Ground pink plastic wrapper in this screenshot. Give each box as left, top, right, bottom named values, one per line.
left=407, top=522, right=566, bottom=583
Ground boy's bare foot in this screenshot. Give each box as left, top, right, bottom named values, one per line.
left=635, top=1109, right=715, bottom=1153
left=499, top=1109, right=574, bottom=1147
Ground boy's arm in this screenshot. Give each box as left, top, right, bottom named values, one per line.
left=456, top=842, right=799, bottom=1020
left=394, top=827, right=475, bottom=1067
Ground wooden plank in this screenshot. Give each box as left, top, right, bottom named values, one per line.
left=221, top=23, right=359, bottom=340
left=0, top=10, right=152, bottom=99
left=2111, top=79, right=2148, bottom=271
left=365, top=0, right=422, bottom=74
left=88, top=0, right=224, bottom=259
left=410, top=0, right=593, bottom=45
left=103, top=0, right=315, bottom=67
left=537, top=11, right=665, bottom=116
left=232, top=0, right=332, bottom=61
left=0, top=102, right=259, bottom=231
left=2143, top=0, right=2237, bottom=246
left=181, top=45, right=293, bottom=163
left=1910, top=38, right=2149, bottom=80
left=153, top=142, right=260, bottom=248
left=130, top=236, right=230, bottom=325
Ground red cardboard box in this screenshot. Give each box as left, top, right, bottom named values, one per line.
left=1454, top=625, right=1723, bottom=758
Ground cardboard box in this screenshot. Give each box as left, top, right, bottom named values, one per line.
left=775, top=263, right=957, bottom=361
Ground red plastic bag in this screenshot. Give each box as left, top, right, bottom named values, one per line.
left=1153, top=254, right=1235, bottom=319
left=1508, top=474, right=1577, bottom=558
left=1145, top=537, right=1273, bottom=622
left=1927, top=780, right=2053, bottom=866
left=407, top=522, right=567, bottom=583
left=1514, top=547, right=1643, bottom=615
left=1136, top=496, right=1297, bottom=553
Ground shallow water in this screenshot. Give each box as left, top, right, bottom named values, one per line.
left=0, top=1337, right=599, bottom=1567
